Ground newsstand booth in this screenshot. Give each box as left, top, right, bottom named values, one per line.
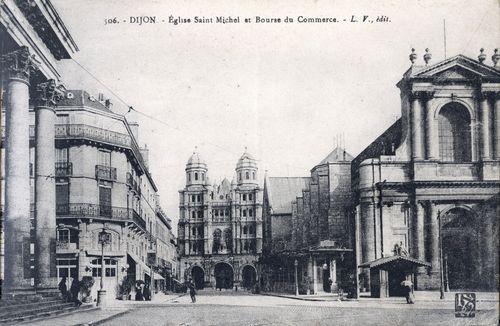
left=359, top=255, right=431, bottom=298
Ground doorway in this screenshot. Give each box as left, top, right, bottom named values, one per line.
left=214, top=262, right=233, bottom=289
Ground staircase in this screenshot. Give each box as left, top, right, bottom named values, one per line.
left=0, top=294, right=94, bottom=324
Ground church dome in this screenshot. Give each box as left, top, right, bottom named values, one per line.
left=185, top=150, right=207, bottom=171
left=236, top=149, right=257, bottom=169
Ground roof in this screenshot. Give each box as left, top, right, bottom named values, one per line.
left=187, top=151, right=205, bottom=165
left=266, top=177, right=310, bottom=214
left=317, top=147, right=353, bottom=165
left=359, top=255, right=431, bottom=269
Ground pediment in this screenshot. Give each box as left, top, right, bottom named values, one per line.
left=413, top=55, right=500, bottom=80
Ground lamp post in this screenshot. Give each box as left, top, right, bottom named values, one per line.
left=97, top=229, right=111, bottom=307
left=294, top=259, right=299, bottom=296
left=437, top=210, right=445, bottom=300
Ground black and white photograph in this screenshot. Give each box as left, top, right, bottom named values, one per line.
left=0, top=0, right=499, bottom=325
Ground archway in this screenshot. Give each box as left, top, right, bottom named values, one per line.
left=214, top=262, right=233, bottom=289
left=241, top=265, right=257, bottom=290
left=442, top=207, right=480, bottom=290
left=191, top=266, right=205, bottom=289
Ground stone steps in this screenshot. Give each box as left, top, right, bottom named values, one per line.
left=0, top=296, right=93, bottom=324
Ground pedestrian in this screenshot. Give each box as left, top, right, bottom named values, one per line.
left=401, top=278, right=415, bottom=304
left=135, top=282, right=144, bottom=301
left=58, top=277, right=68, bottom=301
left=70, top=278, right=82, bottom=306
left=143, top=282, right=151, bottom=301
left=188, top=280, right=196, bottom=303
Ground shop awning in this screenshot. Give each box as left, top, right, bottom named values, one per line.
left=359, top=255, right=431, bottom=270
left=153, top=274, right=164, bottom=280
left=128, top=252, right=152, bottom=275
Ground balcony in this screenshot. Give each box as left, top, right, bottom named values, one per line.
left=126, top=172, right=141, bottom=196
left=95, top=165, right=117, bottom=181
left=56, top=241, right=78, bottom=252
left=55, top=162, right=73, bottom=177
left=56, top=203, right=145, bottom=229
left=2, top=124, right=147, bottom=173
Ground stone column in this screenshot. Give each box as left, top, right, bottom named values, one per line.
left=428, top=202, right=440, bottom=272
left=1, top=46, right=38, bottom=295
left=425, top=93, right=439, bottom=160
left=480, top=92, right=492, bottom=160
left=414, top=202, right=426, bottom=276
left=411, top=92, right=425, bottom=160
left=495, top=94, right=500, bottom=159
left=34, top=79, right=65, bottom=293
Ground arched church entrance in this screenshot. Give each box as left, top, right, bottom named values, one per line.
left=191, top=266, right=205, bottom=289
left=241, top=265, right=257, bottom=290
left=214, top=262, right=233, bottom=289
left=442, top=207, right=480, bottom=290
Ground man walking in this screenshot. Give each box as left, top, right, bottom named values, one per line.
left=188, top=280, right=196, bottom=303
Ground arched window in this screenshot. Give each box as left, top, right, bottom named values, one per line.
left=249, top=209, right=253, bottom=217
left=188, top=173, right=191, bottom=182
left=243, top=194, right=247, bottom=201
left=438, top=103, right=471, bottom=162
left=245, top=171, right=249, bottom=180
left=238, top=172, right=242, bottom=181
left=249, top=225, right=255, bottom=234
left=243, top=226, right=248, bottom=234
left=192, top=211, right=196, bottom=219
left=202, top=173, right=205, bottom=181
left=252, top=172, right=255, bottom=180
left=195, top=172, right=198, bottom=180
left=192, top=227, right=196, bottom=236
left=243, top=209, right=247, bottom=217
left=249, top=194, right=253, bottom=201
left=197, top=210, right=203, bottom=219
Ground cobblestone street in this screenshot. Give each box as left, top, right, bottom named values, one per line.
left=98, top=291, right=499, bottom=326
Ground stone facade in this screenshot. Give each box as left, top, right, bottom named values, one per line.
left=1, top=89, right=176, bottom=299
left=178, top=151, right=262, bottom=290
left=352, top=51, right=500, bottom=292
left=262, top=148, right=356, bottom=295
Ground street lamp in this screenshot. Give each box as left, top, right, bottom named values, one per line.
left=97, top=229, right=111, bottom=307
left=294, top=259, right=299, bottom=296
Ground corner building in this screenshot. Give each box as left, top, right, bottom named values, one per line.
left=178, top=151, right=262, bottom=290
left=352, top=51, right=500, bottom=294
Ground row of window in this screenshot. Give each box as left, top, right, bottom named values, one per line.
left=190, top=194, right=203, bottom=202
left=187, top=171, right=206, bottom=182
left=188, top=208, right=254, bottom=219
left=238, top=170, right=256, bottom=181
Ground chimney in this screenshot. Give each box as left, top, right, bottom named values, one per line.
left=140, top=144, right=149, bottom=169
left=129, top=122, right=139, bottom=142
left=105, top=99, right=113, bottom=110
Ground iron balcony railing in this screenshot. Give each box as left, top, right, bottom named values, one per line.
left=55, top=162, right=73, bottom=177
left=56, top=203, right=146, bottom=229
left=95, top=165, right=117, bottom=181
left=0, top=124, right=146, bottom=172
left=126, top=172, right=141, bottom=196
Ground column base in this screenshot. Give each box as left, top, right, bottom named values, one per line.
left=2, top=288, right=37, bottom=300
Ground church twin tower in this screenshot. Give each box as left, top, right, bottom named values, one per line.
left=178, top=150, right=262, bottom=289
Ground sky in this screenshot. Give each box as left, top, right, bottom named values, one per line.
left=52, top=0, right=499, bottom=228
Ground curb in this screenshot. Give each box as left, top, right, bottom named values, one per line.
left=75, top=308, right=132, bottom=326
left=260, top=293, right=346, bottom=302
left=17, top=305, right=99, bottom=325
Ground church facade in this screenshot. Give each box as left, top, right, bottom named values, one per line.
left=177, top=151, right=263, bottom=289
left=352, top=50, right=500, bottom=294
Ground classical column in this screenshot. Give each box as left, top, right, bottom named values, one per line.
left=411, top=92, right=425, bottom=160
left=1, top=46, right=39, bottom=295
left=425, top=92, right=439, bottom=160
left=494, top=93, right=500, bottom=159
left=428, top=202, right=440, bottom=272
left=479, top=92, right=492, bottom=160
left=414, top=201, right=426, bottom=275
left=34, top=79, right=65, bottom=292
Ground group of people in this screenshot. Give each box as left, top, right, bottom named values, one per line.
left=135, top=282, right=152, bottom=301
left=58, top=277, right=82, bottom=306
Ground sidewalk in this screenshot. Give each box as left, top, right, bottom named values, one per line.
left=19, top=292, right=185, bottom=326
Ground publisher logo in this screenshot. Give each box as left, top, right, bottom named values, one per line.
left=455, top=293, right=476, bottom=318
